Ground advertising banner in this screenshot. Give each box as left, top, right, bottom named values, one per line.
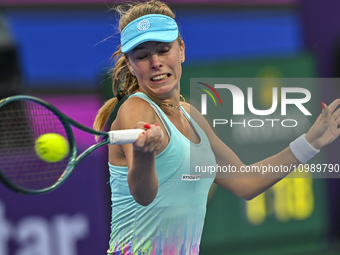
left=180, top=53, right=339, bottom=254
left=0, top=94, right=110, bottom=255
left=1, top=0, right=297, bottom=6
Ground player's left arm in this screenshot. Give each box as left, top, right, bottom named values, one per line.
left=185, top=99, right=340, bottom=200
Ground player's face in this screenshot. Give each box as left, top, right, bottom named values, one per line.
left=126, top=40, right=185, bottom=100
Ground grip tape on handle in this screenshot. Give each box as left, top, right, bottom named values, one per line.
left=108, top=129, right=144, bottom=145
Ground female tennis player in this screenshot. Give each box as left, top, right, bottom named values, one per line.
left=93, top=1, right=340, bottom=254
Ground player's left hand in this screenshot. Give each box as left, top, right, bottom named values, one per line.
left=306, top=99, right=340, bottom=150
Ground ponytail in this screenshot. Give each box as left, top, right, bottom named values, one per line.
left=93, top=97, right=119, bottom=133
left=93, top=47, right=138, bottom=132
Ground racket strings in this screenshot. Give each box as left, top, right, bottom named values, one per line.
left=0, top=100, right=70, bottom=191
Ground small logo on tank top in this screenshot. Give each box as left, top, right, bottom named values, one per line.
left=181, top=174, right=201, bottom=181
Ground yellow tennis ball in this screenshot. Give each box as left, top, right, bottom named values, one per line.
left=35, top=133, right=69, bottom=163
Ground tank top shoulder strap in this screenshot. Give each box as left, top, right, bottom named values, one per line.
left=128, top=92, right=171, bottom=137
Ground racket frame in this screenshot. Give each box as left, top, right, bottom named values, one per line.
left=0, top=95, right=112, bottom=194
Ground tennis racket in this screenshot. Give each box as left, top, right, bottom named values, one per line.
left=0, top=95, right=143, bottom=194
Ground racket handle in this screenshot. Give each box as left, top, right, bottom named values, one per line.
left=108, top=129, right=144, bottom=145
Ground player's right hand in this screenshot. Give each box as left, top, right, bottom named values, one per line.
left=133, top=121, right=164, bottom=153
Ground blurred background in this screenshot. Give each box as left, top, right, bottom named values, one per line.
left=1, top=0, right=340, bottom=254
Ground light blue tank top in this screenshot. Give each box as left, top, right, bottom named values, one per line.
left=107, top=92, right=216, bottom=255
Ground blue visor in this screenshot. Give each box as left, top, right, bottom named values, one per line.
left=121, top=14, right=179, bottom=53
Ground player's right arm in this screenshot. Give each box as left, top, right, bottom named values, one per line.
left=109, top=96, right=164, bottom=206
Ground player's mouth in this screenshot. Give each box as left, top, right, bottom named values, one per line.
left=151, top=73, right=171, bottom=82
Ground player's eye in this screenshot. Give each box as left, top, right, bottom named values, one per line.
left=159, top=48, right=169, bottom=53
left=132, top=49, right=149, bottom=60
left=135, top=53, right=148, bottom=60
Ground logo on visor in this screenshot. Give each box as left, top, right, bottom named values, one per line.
left=137, top=19, right=150, bottom=31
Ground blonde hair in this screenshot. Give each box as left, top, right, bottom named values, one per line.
left=93, top=0, right=180, bottom=132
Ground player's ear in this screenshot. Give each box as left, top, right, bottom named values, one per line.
left=180, top=40, right=185, bottom=63
left=125, top=56, right=136, bottom=76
